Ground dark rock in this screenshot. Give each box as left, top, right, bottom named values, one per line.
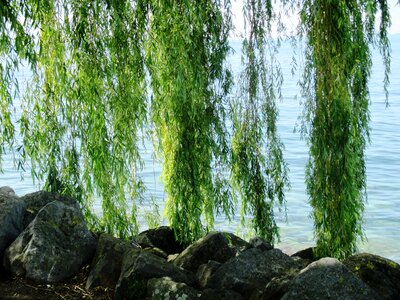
left=249, top=236, right=273, bottom=251
left=167, top=253, right=179, bottom=263
left=252, top=255, right=312, bottom=299
left=291, top=247, right=317, bottom=261
left=281, top=257, right=379, bottom=300
left=21, top=191, right=79, bottom=228
left=251, top=272, right=297, bottom=300
left=136, top=226, right=184, bottom=255
left=147, top=277, right=244, bottom=300
left=147, top=277, right=201, bottom=300
left=143, top=247, right=168, bottom=259
left=200, top=288, right=244, bottom=300
left=0, top=186, right=16, bottom=197
left=196, top=260, right=222, bottom=288
left=114, top=249, right=196, bottom=300
left=344, top=253, right=400, bottom=300
left=173, top=232, right=251, bottom=272
left=86, top=233, right=138, bottom=290
left=3, top=200, right=97, bottom=283
left=206, top=248, right=297, bottom=298
left=0, top=193, right=26, bottom=255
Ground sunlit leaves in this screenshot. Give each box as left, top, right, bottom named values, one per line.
left=147, top=0, right=233, bottom=245
left=231, top=0, right=288, bottom=244
left=300, top=0, right=390, bottom=259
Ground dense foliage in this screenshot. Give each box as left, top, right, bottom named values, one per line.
left=299, top=0, right=391, bottom=258
left=0, top=0, right=392, bottom=257
left=231, top=0, right=288, bottom=243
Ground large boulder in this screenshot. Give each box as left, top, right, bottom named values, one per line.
left=291, top=247, right=317, bottom=261
left=252, top=256, right=310, bottom=300
left=173, top=232, right=251, bottom=272
left=0, top=193, right=26, bottom=255
left=281, top=257, right=379, bottom=300
left=136, top=226, right=184, bottom=255
left=3, top=200, right=97, bottom=283
left=147, top=277, right=244, bottom=300
left=20, top=191, right=79, bottom=228
left=205, top=248, right=298, bottom=298
left=114, top=248, right=196, bottom=300
left=86, top=233, right=139, bottom=290
left=196, top=260, right=222, bottom=288
left=0, top=186, right=16, bottom=197
left=147, top=277, right=202, bottom=300
left=344, top=253, right=400, bottom=299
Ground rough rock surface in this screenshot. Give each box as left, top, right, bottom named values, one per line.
left=206, top=248, right=297, bottom=297
left=291, top=247, right=316, bottom=261
left=86, top=233, right=138, bottom=290
left=114, top=248, right=195, bottom=300
left=196, top=260, right=222, bottom=288
left=281, top=257, right=379, bottom=300
left=0, top=193, right=26, bottom=255
left=136, top=226, right=184, bottom=255
left=20, top=191, right=79, bottom=228
left=0, top=186, right=16, bottom=196
left=344, top=253, right=400, bottom=300
left=249, top=236, right=273, bottom=251
left=3, top=200, right=97, bottom=283
left=143, top=247, right=168, bottom=259
left=173, top=231, right=251, bottom=272
left=148, top=277, right=244, bottom=300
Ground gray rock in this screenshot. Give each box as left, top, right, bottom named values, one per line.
left=249, top=236, right=273, bottom=251
left=3, top=200, right=97, bottom=283
left=173, top=232, right=251, bottom=272
left=206, top=248, right=297, bottom=298
left=196, top=260, right=222, bottom=288
left=251, top=272, right=297, bottom=300
left=114, top=249, right=196, bottom=300
left=344, top=253, right=400, bottom=300
left=86, top=233, right=138, bottom=290
left=281, top=257, right=379, bottom=300
left=251, top=256, right=311, bottom=300
left=144, top=247, right=168, bottom=259
left=148, top=277, right=202, bottom=300
left=20, top=191, right=79, bottom=228
left=291, top=247, right=316, bottom=261
left=200, top=288, right=243, bottom=300
left=148, top=277, right=244, bottom=300
left=167, top=253, right=180, bottom=263
left=0, top=193, right=26, bottom=255
left=136, top=226, right=184, bottom=255
left=0, top=186, right=16, bottom=197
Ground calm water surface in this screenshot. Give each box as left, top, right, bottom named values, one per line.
left=1, top=35, right=399, bottom=262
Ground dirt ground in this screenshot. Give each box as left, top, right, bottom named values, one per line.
left=0, top=265, right=113, bottom=300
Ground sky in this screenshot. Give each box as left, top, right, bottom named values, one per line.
left=230, top=0, right=400, bottom=38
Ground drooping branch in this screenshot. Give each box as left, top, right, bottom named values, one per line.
left=231, top=0, right=288, bottom=244
left=300, top=0, right=391, bottom=258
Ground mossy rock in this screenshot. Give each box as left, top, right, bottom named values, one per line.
left=344, top=253, right=400, bottom=300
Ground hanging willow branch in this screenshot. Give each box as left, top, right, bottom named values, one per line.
left=300, top=0, right=391, bottom=259
left=147, top=0, right=233, bottom=245
left=231, top=0, right=288, bottom=244
left=19, top=0, right=149, bottom=238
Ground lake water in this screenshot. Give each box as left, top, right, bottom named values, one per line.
left=1, top=35, right=399, bottom=262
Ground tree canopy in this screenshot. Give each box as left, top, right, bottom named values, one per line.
left=0, top=0, right=391, bottom=257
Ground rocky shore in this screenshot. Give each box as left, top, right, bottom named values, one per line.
left=1, top=187, right=399, bottom=299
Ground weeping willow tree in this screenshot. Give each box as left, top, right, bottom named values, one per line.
left=0, top=0, right=236, bottom=242
left=2, top=0, right=149, bottom=237
left=1, top=0, right=393, bottom=255
left=299, top=0, right=391, bottom=258
left=146, top=0, right=234, bottom=244
left=231, top=0, right=288, bottom=244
